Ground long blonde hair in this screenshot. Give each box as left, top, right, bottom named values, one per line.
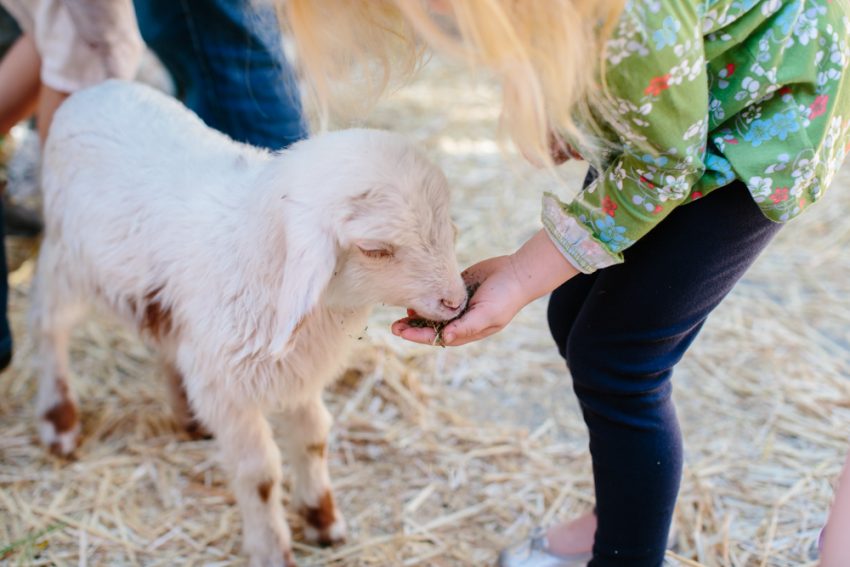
left=280, top=0, right=626, bottom=166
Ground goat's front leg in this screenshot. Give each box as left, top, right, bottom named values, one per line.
left=193, top=391, right=294, bottom=567
left=281, top=397, right=346, bottom=547
left=35, top=323, right=80, bottom=457
left=30, top=263, right=82, bottom=457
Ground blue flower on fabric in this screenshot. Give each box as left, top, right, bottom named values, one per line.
left=768, top=111, right=801, bottom=141
left=652, top=16, right=681, bottom=50
left=705, top=153, right=735, bottom=185
left=641, top=154, right=669, bottom=167
left=743, top=118, right=774, bottom=147
left=594, top=216, right=628, bottom=250
left=775, top=0, right=801, bottom=35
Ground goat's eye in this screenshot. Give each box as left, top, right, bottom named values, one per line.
left=359, top=247, right=394, bottom=259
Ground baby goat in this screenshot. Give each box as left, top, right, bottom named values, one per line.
left=32, top=80, right=466, bottom=566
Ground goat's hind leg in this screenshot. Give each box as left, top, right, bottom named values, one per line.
left=281, top=396, right=347, bottom=547
left=192, top=387, right=295, bottom=566
left=29, top=248, right=83, bottom=457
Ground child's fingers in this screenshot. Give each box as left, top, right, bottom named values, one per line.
left=392, top=318, right=439, bottom=344
left=399, top=326, right=439, bottom=344
left=392, top=317, right=412, bottom=334
left=442, top=324, right=500, bottom=346
left=440, top=305, right=494, bottom=345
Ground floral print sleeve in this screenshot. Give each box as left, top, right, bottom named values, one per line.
left=544, top=1, right=708, bottom=273
left=544, top=0, right=850, bottom=273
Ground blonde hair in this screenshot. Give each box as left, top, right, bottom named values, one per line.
left=280, top=0, right=626, bottom=166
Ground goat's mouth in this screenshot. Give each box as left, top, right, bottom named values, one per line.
left=405, top=283, right=478, bottom=345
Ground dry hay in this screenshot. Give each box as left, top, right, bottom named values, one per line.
left=1, top=58, right=849, bottom=567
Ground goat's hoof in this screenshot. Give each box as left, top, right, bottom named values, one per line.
left=39, top=417, right=81, bottom=458
left=301, top=507, right=347, bottom=548
left=248, top=547, right=297, bottom=567
left=304, top=525, right=346, bottom=548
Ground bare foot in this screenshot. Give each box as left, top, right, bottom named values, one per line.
left=545, top=511, right=596, bottom=556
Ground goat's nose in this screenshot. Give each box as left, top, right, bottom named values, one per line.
left=441, top=298, right=463, bottom=311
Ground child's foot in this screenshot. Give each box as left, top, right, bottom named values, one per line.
left=544, top=511, right=596, bottom=556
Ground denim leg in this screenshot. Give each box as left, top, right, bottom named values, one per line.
left=548, top=181, right=781, bottom=566
left=134, top=0, right=307, bottom=150
left=0, top=196, right=13, bottom=371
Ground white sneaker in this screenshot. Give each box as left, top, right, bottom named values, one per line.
left=498, top=528, right=592, bottom=567
left=498, top=523, right=678, bottom=567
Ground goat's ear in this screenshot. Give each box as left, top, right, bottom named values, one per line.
left=269, top=230, right=337, bottom=359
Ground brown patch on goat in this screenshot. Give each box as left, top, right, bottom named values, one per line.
left=300, top=491, right=339, bottom=547
left=306, top=442, right=326, bottom=458
left=44, top=399, right=77, bottom=433
left=183, top=418, right=213, bottom=440
left=257, top=479, right=274, bottom=503
left=129, top=287, right=172, bottom=339
left=140, top=287, right=173, bottom=339
left=43, top=380, right=77, bottom=434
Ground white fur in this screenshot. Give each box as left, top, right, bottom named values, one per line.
left=32, top=80, right=466, bottom=566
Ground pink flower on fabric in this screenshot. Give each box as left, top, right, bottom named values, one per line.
left=810, top=95, right=829, bottom=119
left=771, top=187, right=789, bottom=203
left=602, top=196, right=618, bottom=217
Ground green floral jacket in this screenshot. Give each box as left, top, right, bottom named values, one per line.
left=544, top=0, right=850, bottom=272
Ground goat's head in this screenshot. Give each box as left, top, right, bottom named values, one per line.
left=271, top=129, right=466, bottom=357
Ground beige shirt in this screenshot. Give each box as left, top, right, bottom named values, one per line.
left=1, top=0, right=142, bottom=92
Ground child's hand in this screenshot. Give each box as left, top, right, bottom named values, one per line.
left=392, top=229, right=581, bottom=346
left=392, top=255, right=528, bottom=346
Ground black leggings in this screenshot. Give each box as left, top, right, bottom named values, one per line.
left=547, top=175, right=781, bottom=566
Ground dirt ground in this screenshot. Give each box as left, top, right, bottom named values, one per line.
left=0, top=58, right=849, bottom=566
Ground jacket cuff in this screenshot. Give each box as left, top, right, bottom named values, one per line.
left=541, top=193, right=622, bottom=274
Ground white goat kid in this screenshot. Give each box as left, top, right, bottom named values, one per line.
left=32, top=80, right=466, bottom=566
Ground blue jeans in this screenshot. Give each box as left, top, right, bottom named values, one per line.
left=133, top=0, right=307, bottom=150
left=0, top=198, right=12, bottom=371
left=547, top=173, right=781, bottom=566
